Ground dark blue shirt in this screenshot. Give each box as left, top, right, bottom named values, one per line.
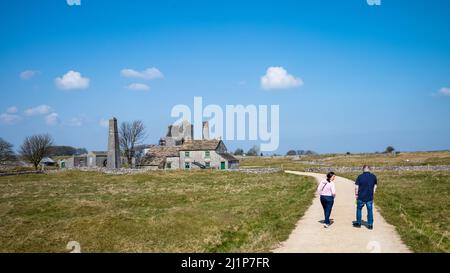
left=355, top=172, right=378, bottom=202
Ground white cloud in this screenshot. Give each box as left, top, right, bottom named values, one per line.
left=126, top=83, right=150, bottom=91
left=260, top=66, right=303, bottom=90
left=45, top=113, right=59, bottom=126
left=66, top=0, right=81, bottom=6
left=99, top=119, right=109, bottom=128
left=6, top=106, right=18, bottom=114
left=20, top=70, right=39, bottom=80
left=55, top=70, right=90, bottom=90
left=437, top=87, right=450, bottom=96
left=24, top=105, right=51, bottom=116
left=120, top=68, right=164, bottom=80
left=0, top=113, right=21, bottom=125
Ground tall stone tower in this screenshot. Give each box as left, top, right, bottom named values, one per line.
left=107, top=117, right=120, bottom=169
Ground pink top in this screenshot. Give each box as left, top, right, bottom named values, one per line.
left=317, top=180, right=336, bottom=197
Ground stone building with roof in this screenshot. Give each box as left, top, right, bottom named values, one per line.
left=139, top=121, right=239, bottom=170
left=140, top=139, right=239, bottom=170
left=139, top=146, right=181, bottom=170
left=179, top=139, right=239, bottom=170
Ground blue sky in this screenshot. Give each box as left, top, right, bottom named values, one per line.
left=0, top=0, right=449, bottom=154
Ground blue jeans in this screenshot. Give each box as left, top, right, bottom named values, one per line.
left=320, top=195, right=334, bottom=225
left=356, top=199, right=374, bottom=226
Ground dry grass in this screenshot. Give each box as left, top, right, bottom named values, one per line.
left=240, top=150, right=450, bottom=170
left=0, top=170, right=315, bottom=253
left=319, top=151, right=450, bottom=167
left=0, top=166, right=36, bottom=173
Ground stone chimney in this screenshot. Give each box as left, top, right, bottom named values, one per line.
left=202, top=121, right=210, bottom=140
left=107, top=117, right=120, bottom=169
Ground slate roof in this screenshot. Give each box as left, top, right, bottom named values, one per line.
left=40, top=157, right=55, bottom=163
left=140, top=146, right=180, bottom=167
left=179, top=139, right=222, bottom=151
left=219, top=153, right=239, bottom=162
left=146, top=146, right=181, bottom=157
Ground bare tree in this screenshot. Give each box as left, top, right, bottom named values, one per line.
left=132, top=150, right=143, bottom=167
left=119, top=120, right=146, bottom=167
left=132, top=144, right=148, bottom=168
left=20, top=134, right=53, bottom=170
left=0, top=138, right=15, bottom=165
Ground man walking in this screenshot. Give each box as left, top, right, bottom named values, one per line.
left=353, top=165, right=377, bottom=230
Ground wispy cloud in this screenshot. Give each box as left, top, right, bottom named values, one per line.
left=120, top=68, right=164, bottom=80
left=55, top=70, right=90, bottom=90
left=20, top=70, right=39, bottom=80
left=45, top=113, right=60, bottom=126
left=24, top=105, right=52, bottom=116
left=2, top=105, right=62, bottom=126
left=126, top=83, right=150, bottom=91
left=437, top=87, right=450, bottom=97
left=0, top=113, right=21, bottom=125
left=261, top=66, right=303, bottom=90
left=6, top=106, right=18, bottom=114
left=66, top=0, right=81, bottom=6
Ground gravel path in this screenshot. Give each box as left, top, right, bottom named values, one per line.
left=273, top=171, right=411, bottom=253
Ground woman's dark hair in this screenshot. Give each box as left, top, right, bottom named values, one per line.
left=326, top=172, right=336, bottom=182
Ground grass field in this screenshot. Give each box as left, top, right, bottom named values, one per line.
left=240, top=150, right=450, bottom=170
left=0, top=170, right=315, bottom=253
left=340, top=171, right=449, bottom=253
left=2, top=151, right=448, bottom=253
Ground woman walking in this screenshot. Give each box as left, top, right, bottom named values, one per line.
left=318, top=172, right=336, bottom=228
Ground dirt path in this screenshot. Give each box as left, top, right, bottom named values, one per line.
left=273, top=171, right=411, bottom=253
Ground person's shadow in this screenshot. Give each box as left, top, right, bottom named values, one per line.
left=318, top=219, right=335, bottom=226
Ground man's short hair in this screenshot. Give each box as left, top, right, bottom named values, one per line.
left=363, top=165, right=371, bottom=172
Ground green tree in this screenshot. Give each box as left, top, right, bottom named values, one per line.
left=385, top=146, right=395, bottom=154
